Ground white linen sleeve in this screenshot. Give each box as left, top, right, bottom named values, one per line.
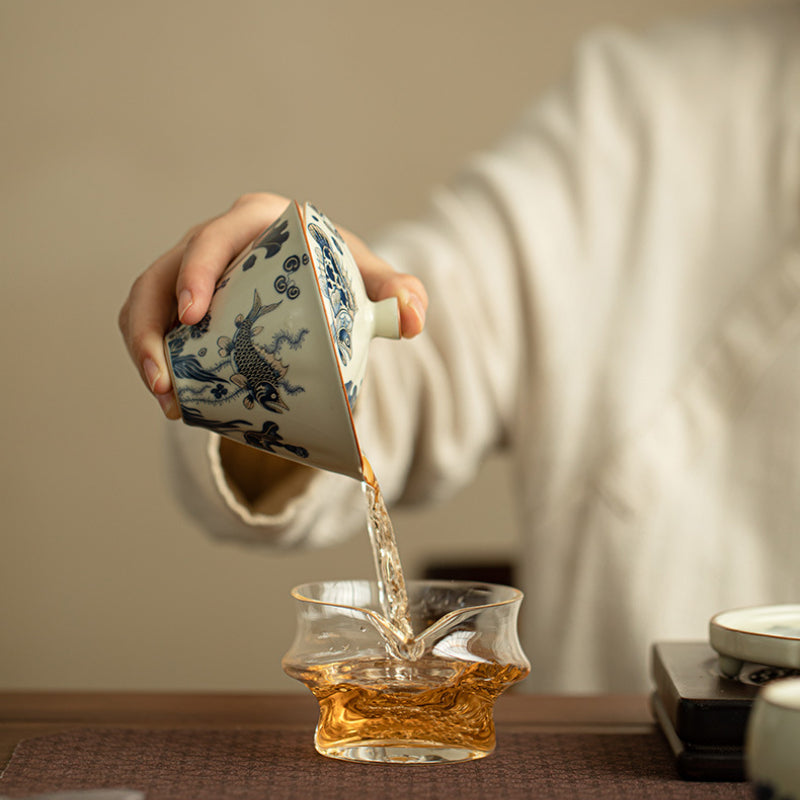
left=163, top=22, right=682, bottom=549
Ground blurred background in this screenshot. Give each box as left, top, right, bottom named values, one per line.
left=1, top=0, right=756, bottom=692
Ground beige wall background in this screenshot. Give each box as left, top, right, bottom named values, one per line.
left=1, top=0, right=755, bottom=692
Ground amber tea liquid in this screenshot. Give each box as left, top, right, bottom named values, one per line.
left=284, top=656, right=528, bottom=763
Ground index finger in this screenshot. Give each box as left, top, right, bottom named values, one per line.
left=175, top=194, right=292, bottom=326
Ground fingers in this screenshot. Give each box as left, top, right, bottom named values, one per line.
left=118, top=245, right=184, bottom=418
left=176, top=193, right=291, bottom=326
left=341, top=229, right=428, bottom=338
left=120, top=193, right=428, bottom=423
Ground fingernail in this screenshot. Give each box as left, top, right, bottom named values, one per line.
left=178, top=289, right=194, bottom=321
left=143, top=358, right=161, bottom=393
left=157, top=391, right=180, bottom=419
left=406, top=293, right=426, bottom=330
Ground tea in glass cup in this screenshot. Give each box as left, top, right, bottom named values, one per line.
left=282, top=579, right=530, bottom=764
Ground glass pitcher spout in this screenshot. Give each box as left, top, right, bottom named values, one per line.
left=362, top=603, right=487, bottom=661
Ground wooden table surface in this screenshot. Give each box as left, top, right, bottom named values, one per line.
left=0, top=690, right=653, bottom=769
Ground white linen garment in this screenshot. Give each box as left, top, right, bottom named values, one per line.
left=168, top=3, right=800, bottom=692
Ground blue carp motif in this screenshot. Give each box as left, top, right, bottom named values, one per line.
left=217, top=290, right=290, bottom=413
left=308, top=222, right=357, bottom=366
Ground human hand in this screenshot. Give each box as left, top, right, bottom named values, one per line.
left=118, top=193, right=428, bottom=419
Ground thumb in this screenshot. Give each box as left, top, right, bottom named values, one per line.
left=341, top=229, right=428, bottom=338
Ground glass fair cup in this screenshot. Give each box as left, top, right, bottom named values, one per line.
left=282, top=579, right=530, bottom=764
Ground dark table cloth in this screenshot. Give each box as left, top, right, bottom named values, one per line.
left=0, top=727, right=751, bottom=800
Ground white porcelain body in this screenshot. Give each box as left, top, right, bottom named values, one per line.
left=746, top=677, right=800, bottom=800
left=164, top=200, right=399, bottom=479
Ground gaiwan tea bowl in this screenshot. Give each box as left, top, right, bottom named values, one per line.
left=164, top=200, right=399, bottom=479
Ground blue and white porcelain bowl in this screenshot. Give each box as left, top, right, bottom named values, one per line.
left=164, top=200, right=399, bottom=480
left=746, top=677, right=800, bottom=800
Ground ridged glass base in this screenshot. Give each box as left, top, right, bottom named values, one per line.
left=316, top=740, right=491, bottom=764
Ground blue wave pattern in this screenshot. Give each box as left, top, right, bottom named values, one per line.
left=306, top=207, right=357, bottom=369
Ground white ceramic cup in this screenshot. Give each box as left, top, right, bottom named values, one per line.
left=164, top=200, right=399, bottom=480
left=746, top=677, right=800, bottom=800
